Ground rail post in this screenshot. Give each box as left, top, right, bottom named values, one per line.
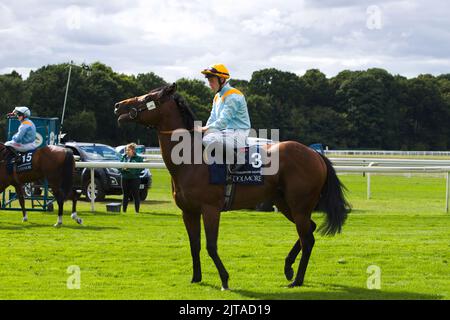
left=446, top=172, right=449, bottom=213
left=90, top=168, right=95, bottom=211
left=367, top=162, right=376, bottom=200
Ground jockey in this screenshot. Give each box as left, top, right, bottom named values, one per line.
left=5, top=106, right=37, bottom=162
left=199, top=64, right=251, bottom=171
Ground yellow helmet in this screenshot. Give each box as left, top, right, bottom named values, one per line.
left=201, top=64, right=230, bottom=79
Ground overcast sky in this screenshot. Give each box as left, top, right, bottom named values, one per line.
left=0, top=0, right=449, bottom=81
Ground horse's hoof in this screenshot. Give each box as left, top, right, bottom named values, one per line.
left=76, top=218, right=83, bottom=225
left=284, top=267, right=294, bottom=281
left=191, top=277, right=202, bottom=283
left=221, top=286, right=231, bottom=291
left=288, top=280, right=303, bottom=288
left=54, top=223, right=62, bottom=228
left=22, top=217, right=28, bottom=222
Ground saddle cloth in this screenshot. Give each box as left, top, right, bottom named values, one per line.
left=208, top=145, right=264, bottom=186
left=7, top=150, right=36, bottom=174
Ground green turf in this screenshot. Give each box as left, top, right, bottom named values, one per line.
left=0, top=170, right=448, bottom=299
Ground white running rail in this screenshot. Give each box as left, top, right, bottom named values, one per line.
left=76, top=161, right=450, bottom=213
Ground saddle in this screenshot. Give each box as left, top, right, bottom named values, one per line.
left=207, top=138, right=271, bottom=211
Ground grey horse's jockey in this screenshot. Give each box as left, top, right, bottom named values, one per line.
left=199, top=64, right=251, bottom=171
left=5, top=106, right=37, bottom=162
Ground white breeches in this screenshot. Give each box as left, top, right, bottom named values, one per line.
left=202, top=129, right=250, bottom=164
left=5, top=141, right=37, bottom=152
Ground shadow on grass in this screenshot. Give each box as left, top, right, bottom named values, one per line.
left=46, top=211, right=179, bottom=217
left=0, top=221, right=120, bottom=231
left=140, top=200, right=172, bottom=205
left=0, top=221, right=50, bottom=230
left=77, top=199, right=172, bottom=206
left=61, top=225, right=120, bottom=231
left=345, top=208, right=367, bottom=215
left=199, top=282, right=442, bottom=300
left=139, top=211, right=179, bottom=217
left=59, top=212, right=124, bottom=217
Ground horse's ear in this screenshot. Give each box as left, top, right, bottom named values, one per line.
left=164, top=83, right=177, bottom=96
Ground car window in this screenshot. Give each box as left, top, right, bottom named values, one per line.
left=69, top=147, right=80, bottom=156
left=80, top=145, right=121, bottom=161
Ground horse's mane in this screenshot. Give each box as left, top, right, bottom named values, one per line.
left=150, top=84, right=197, bottom=130
left=173, top=93, right=196, bottom=131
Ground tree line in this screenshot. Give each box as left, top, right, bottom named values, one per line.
left=1, top=62, right=449, bottom=150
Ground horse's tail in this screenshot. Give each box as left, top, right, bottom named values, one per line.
left=316, top=153, right=351, bottom=236
left=61, top=148, right=75, bottom=199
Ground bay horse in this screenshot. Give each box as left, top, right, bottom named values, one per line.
left=114, top=83, right=350, bottom=289
left=0, top=143, right=83, bottom=227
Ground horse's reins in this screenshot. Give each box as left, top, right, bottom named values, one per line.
left=0, top=145, right=9, bottom=163
left=0, top=144, right=21, bottom=184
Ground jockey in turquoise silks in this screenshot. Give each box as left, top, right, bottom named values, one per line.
left=5, top=106, right=37, bottom=162
left=199, top=64, right=251, bottom=171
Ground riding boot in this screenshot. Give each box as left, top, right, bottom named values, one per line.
left=7, top=147, right=21, bottom=165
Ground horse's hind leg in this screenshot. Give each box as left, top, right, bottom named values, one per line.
left=274, top=196, right=300, bottom=281
left=70, top=191, right=83, bottom=225
left=284, top=219, right=317, bottom=281
left=275, top=196, right=304, bottom=281
left=288, top=211, right=316, bottom=287
left=285, top=240, right=300, bottom=281
left=52, top=189, right=64, bottom=227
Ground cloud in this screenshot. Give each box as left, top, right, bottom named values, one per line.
left=0, top=0, right=449, bottom=82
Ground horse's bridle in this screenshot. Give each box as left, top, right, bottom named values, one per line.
left=127, top=98, right=160, bottom=120
left=121, top=94, right=190, bottom=135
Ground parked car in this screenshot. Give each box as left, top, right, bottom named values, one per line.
left=309, top=143, right=325, bottom=155
left=63, top=142, right=152, bottom=202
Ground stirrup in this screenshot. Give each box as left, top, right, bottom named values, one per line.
left=7, top=147, right=20, bottom=164
left=230, top=163, right=245, bottom=173
left=11, top=156, right=21, bottom=165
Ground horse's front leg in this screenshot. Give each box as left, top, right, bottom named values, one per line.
left=182, top=211, right=202, bottom=283
left=14, top=185, right=27, bottom=222
left=202, top=205, right=229, bottom=290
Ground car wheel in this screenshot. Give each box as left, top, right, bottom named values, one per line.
left=84, top=178, right=106, bottom=202
left=33, top=187, right=42, bottom=196
left=24, top=182, right=44, bottom=197
left=23, top=182, right=35, bottom=197
left=139, top=189, right=148, bottom=201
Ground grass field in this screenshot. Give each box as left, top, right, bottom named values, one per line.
left=0, top=169, right=448, bottom=300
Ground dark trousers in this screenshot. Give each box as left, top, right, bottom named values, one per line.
left=121, top=178, right=140, bottom=213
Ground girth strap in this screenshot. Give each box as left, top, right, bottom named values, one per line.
left=222, top=166, right=236, bottom=211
